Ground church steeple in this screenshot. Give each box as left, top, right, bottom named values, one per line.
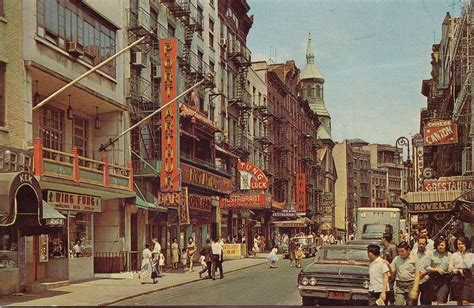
left=306, top=32, right=315, bottom=64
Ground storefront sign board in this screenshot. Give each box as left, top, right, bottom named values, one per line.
left=237, top=161, right=269, bottom=190
left=47, top=191, right=101, bottom=212
left=296, top=173, right=306, bottom=212
left=188, top=193, right=212, bottom=212
left=423, top=176, right=474, bottom=192
left=410, top=202, right=455, bottom=213
left=181, top=163, right=233, bottom=194
left=272, top=208, right=297, bottom=217
left=178, top=187, right=190, bottom=225
left=223, top=244, right=242, bottom=259
left=423, top=120, right=458, bottom=146
left=219, top=194, right=265, bottom=208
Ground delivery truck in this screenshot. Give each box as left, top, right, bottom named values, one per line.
left=356, top=207, right=401, bottom=243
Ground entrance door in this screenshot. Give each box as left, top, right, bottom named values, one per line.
left=130, top=213, right=138, bottom=270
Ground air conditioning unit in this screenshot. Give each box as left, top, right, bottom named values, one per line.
left=219, top=38, right=227, bottom=48
left=152, top=67, right=161, bottom=80
left=67, top=41, right=84, bottom=57
left=131, top=51, right=148, bottom=69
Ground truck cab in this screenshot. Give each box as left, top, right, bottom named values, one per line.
left=356, top=208, right=401, bottom=243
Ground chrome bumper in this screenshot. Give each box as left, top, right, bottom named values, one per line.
left=298, top=285, right=368, bottom=301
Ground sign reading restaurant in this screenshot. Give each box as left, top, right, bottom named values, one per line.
left=47, top=190, right=101, bottom=212
left=423, top=176, right=474, bottom=192
left=219, top=194, right=266, bottom=208
left=423, top=120, right=458, bottom=146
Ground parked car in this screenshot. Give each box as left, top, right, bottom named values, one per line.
left=297, top=245, right=370, bottom=306
left=284, top=236, right=317, bottom=259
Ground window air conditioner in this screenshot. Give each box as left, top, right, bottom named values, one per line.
left=152, top=67, right=161, bottom=80
left=67, top=41, right=84, bottom=57
left=131, top=51, right=148, bottom=69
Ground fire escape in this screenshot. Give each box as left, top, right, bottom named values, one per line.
left=254, top=100, right=274, bottom=177
left=228, top=39, right=252, bottom=159
left=273, top=114, right=290, bottom=186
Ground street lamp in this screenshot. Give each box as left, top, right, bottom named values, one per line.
left=395, top=136, right=412, bottom=167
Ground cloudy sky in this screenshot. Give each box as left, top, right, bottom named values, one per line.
left=247, top=0, right=464, bottom=146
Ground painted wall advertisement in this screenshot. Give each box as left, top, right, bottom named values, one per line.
left=160, top=38, right=180, bottom=199
left=423, top=120, right=458, bottom=146
left=296, top=173, right=306, bottom=212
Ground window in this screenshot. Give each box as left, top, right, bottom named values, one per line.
left=41, top=106, right=65, bottom=155
left=0, top=0, right=4, bottom=17
left=167, top=22, right=175, bottom=37
left=209, top=102, right=215, bottom=122
left=73, top=116, right=88, bottom=157
left=0, top=62, right=5, bottom=127
left=0, top=226, right=18, bottom=269
left=209, top=18, right=214, bottom=49
left=68, top=212, right=93, bottom=257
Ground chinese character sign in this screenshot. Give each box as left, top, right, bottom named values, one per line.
left=296, top=173, right=306, bottom=212
left=178, top=187, right=190, bottom=225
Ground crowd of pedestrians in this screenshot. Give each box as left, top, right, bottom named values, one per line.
left=368, top=226, right=473, bottom=306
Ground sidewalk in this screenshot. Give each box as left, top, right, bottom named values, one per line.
left=0, top=254, right=271, bottom=306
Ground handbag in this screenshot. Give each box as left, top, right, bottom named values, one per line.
left=151, top=268, right=158, bottom=279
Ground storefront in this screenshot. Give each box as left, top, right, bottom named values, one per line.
left=0, top=171, right=65, bottom=294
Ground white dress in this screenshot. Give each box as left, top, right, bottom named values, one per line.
left=140, top=248, right=153, bottom=278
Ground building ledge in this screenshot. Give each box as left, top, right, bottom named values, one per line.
left=0, top=16, right=7, bottom=24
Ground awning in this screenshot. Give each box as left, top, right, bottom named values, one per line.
left=42, top=201, right=66, bottom=226
left=400, top=190, right=466, bottom=213
left=216, top=145, right=239, bottom=159
left=180, top=103, right=222, bottom=133
left=270, top=217, right=311, bottom=228
left=135, top=195, right=167, bottom=212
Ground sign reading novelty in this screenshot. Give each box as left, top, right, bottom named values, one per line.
left=47, top=191, right=101, bottom=212
left=237, top=161, right=269, bottom=190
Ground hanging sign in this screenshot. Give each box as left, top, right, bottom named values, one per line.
left=160, top=38, right=180, bottom=193
left=178, top=187, right=190, bottom=225
left=237, top=161, right=269, bottom=190
left=219, top=193, right=266, bottom=208
left=296, top=173, right=306, bottom=212
left=47, top=191, right=101, bottom=212
left=423, top=120, right=458, bottom=146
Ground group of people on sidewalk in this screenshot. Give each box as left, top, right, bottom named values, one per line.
left=368, top=226, right=473, bottom=306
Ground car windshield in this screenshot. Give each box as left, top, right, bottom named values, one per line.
left=319, top=248, right=368, bottom=262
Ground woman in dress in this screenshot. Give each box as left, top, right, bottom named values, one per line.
left=171, top=238, right=179, bottom=270
left=426, top=237, right=452, bottom=305
left=295, top=243, right=304, bottom=268
left=449, top=236, right=473, bottom=306
left=267, top=246, right=279, bottom=268
left=139, top=243, right=153, bottom=284
left=186, top=237, right=197, bottom=272
left=252, top=235, right=260, bottom=257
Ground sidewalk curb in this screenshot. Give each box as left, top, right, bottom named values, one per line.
left=99, top=260, right=268, bottom=306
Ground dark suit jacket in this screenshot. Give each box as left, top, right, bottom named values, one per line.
left=200, top=244, right=213, bottom=263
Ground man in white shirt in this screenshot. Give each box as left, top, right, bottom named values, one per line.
left=211, top=238, right=224, bottom=280
left=367, top=244, right=390, bottom=305
left=412, top=227, right=434, bottom=253
left=152, top=238, right=162, bottom=277
left=411, top=237, right=432, bottom=305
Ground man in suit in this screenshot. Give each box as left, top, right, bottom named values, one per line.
left=199, top=238, right=213, bottom=279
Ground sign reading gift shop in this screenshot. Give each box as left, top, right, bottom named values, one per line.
left=423, top=120, right=458, bottom=146
left=160, top=38, right=180, bottom=194
left=423, top=176, right=474, bottom=192
left=237, top=161, right=269, bottom=190
left=219, top=194, right=266, bottom=208
left=181, top=163, right=233, bottom=194
left=47, top=191, right=101, bottom=212
left=296, top=173, right=306, bottom=212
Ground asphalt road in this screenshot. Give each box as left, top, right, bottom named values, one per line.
left=113, top=257, right=313, bottom=306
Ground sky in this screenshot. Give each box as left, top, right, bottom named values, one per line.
left=247, top=0, right=465, bottom=146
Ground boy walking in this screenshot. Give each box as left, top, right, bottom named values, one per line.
left=367, top=244, right=390, bottom=305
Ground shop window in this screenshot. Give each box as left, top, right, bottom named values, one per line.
left=41, top=106, right=65, bottom=158
left=73, top=115, right=88, bottom=157
left=68, top=212, right=93, bottom=258
left=49, top=225, right=68, bottom=258
left=0, top=227, right=18, bottom=269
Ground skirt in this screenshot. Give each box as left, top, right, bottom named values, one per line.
left=140, top=259, right=152, bottom=278
left=450, top=271, right=472, bottom=302
left=267, top=254, right=278, bottom=262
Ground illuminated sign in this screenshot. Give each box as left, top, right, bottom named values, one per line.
left=423, top=176, right=474, bottom=192
left=157, top=191, right=181, bottom=207
left=237, top=161, right=269, bottom=190
left=219, top=194, right=266, bottom=208
left=423, top=120, right=458, bottom=146
left=296, top=173, right=306, bottom=212
left=160, top=38, right=180, bottom=193
left=47, top=191, right=101, bottom=212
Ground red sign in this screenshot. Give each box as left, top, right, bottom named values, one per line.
left=160, top=38, right=180, bottom=193
left=178, top=187, right=190, bottom=225
left=188, top=193, right=212, bottom=212
left=181, top=163, right=233, bottom=194
left=219, top=194, right=266, bottom=208
left=423, top=176, right=474, bottom=192
left=424, top=120, right=458, bottom=146
left=237, top=161, right=269, bottom=190
left=296, top=173, right=306, bottom=212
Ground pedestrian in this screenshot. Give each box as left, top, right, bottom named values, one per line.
left=151, top=238, right=162, bottom=277
left=72, top=239, right=83, bottom=258
left=211, top=237, right=224, bottom=280
left=411, top=237, right=433, bottom=305
left=259, top=233, right=266, bottom=253
left=159, top=252, right=165, bottom=273
left=426, top=237, right=452, bottom=305
left=295, top=243, right=304, bottom=268
left=381, top=232, right=397, bottom=304
left=389, top=241, right=422, bottom=305
left=139, top=243, right=154, bottom=284
left=181, top=248, right=188, bottom=271
left=288, top=239, right=297, bottom=267
left=267, top=246, right=279, bottom=268
left=328, top=232, right=336, bottom=245
left=412, top=226, right=434, bottom=253
left=171, top=237, right=179, bottom=270
left=322, top=233, right=329, bottom=245
left=252, top=235, right=259, bottom=257
left=199, top=238, right=213, bottom=279
left=186, top=237, right=196, bottom=272
left=367, top=244, right=390, bottom=306
left=448, top=236, right=473, bottom=306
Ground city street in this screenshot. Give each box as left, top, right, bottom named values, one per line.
left=113, top=258, right=313, bottom=306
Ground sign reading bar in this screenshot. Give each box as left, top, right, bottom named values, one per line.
left=188, top=193, right=212, bottom=212
left=296, top=173, right=306, bottom=212
left=157, top=191, right=181, bottom=207
left=47, top=191, right=101, bottom=212
left=423, top=176, right=474, bottom=192
left=160, top=38, right=180, bottom=193
left=237, top=161, right=269, bottom=190
left=219, top=194, right=265, bottom=208
left=424, top=120, right=458, bottom=146
left=181, top=163, right=233, bottom=194
left=410, top=202, right=455, bottom=213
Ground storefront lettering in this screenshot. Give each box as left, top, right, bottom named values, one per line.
left=18, top=173, right=33, bottom=184
left=157, top=191, right=181, bottom=207
left=188, top=194, right=212, bottom=211
left=47, top=191, right=101, bottom=212
left=219, top=194, right=265, bottom=208
left=411, top=202, right=454, bottom=213
left=237, top=161, right=269, bottom=190
left=423, top=176, right=474, bottom=192
left=181, top=163, right=233, bottom=194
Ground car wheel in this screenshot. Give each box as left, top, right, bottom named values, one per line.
left=302, top=296, right=314, bottom=306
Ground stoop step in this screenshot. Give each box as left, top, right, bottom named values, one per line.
left=25, top=280, right=70, bottom=293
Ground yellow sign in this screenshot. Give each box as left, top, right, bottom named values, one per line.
left=223, top=244, right=242, bottom=258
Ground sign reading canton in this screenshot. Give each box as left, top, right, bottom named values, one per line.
left=178, top=187, right=190, bottom=225
left=296, top=173, right=306, bottom=212
left=237, top=161, right=269, bottom=190
left=423, top=120, right=458, bottom=146
left=160, top=38, right=180, bottom=196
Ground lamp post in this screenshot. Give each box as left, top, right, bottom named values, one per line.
left=395, top=136, right=412, bottom=222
